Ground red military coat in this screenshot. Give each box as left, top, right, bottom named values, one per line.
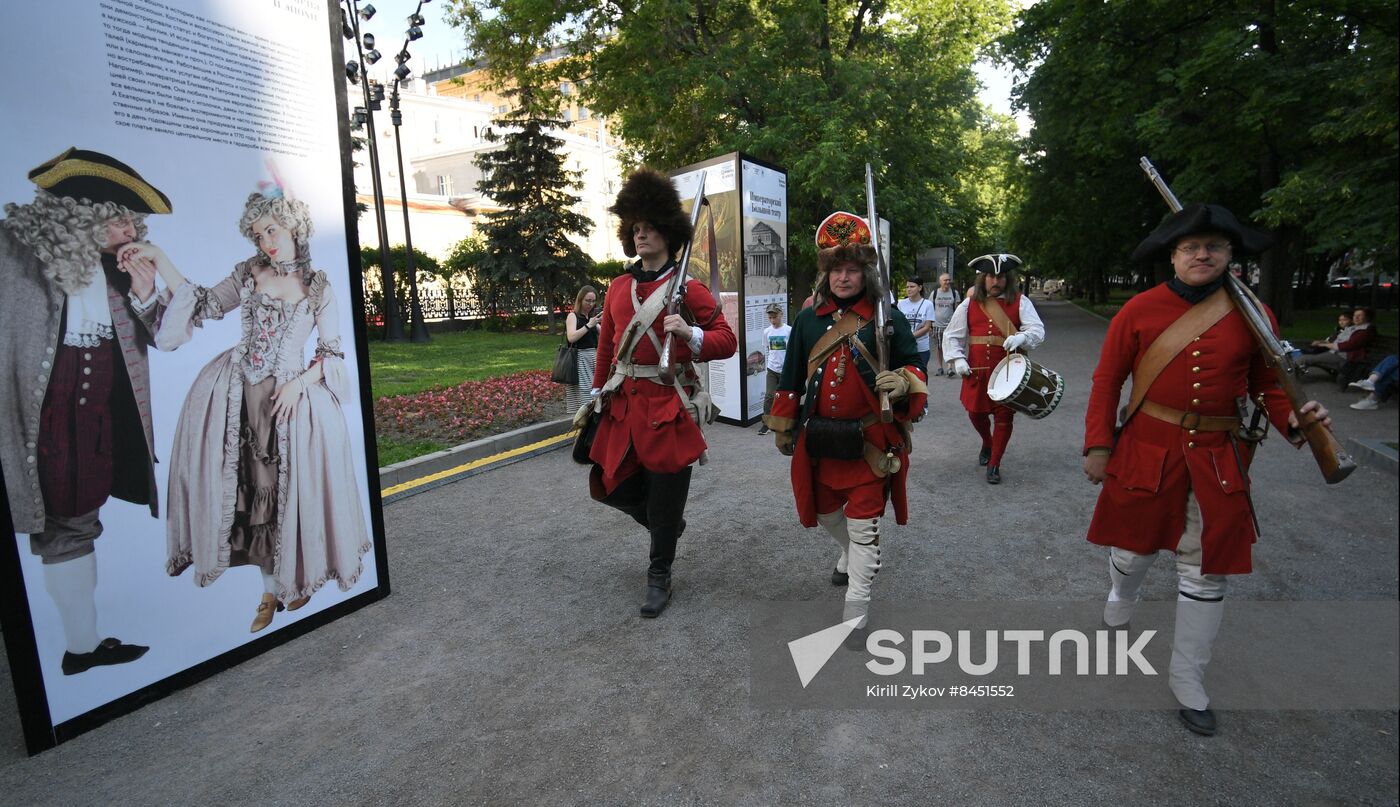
left=589, top=266, right=736, bottom=493
left=960, top=295, right=1021, bottom=414
left=768, top=296, right=928, bottom=527
left=1083, top=284, right=1295, bottom=574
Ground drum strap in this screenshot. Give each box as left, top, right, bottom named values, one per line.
left=1122, top=287, right=1233, bottom=425
left=978, top=298, right=1017, bottom=339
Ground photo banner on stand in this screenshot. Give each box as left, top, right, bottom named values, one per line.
left=672, top=156, right=740, bottom=422
left=739, top=157, right=789, bottom=422
left=0, top=0, right=390, bottom=755
left=672, top=154, right=789, bottom=426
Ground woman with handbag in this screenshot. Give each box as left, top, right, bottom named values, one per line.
left=562, top=285, right=601, bottom=415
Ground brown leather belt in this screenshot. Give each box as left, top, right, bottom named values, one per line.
left=1140, top=400, right=1240, bottom=432
left=969, top=336, right=1004, bottom=346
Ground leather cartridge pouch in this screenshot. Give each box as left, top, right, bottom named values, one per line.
left=804, top=416, right=866, bottom=460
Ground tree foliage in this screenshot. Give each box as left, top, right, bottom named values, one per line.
left=446, top=0, right=1016, bottom=299
left=472, top=84, right=595, bottom=334
left=360, top=244, right=441, bottom=320
left=1000, top=0, right=1398, bottom=315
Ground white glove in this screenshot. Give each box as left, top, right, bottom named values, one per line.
left=953, top=358, right=971, bottom=377
left=1002, top=333, right=1028, bottom=352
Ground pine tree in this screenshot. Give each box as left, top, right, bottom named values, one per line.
left=474, top=85, right=593, bottom=333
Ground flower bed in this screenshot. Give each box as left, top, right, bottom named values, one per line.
left=375, top=370, right=565, bottom=450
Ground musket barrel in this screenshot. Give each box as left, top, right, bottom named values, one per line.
left=865, top=163, right=893, bottom=422
left=657, top=171, right=708, bottom=385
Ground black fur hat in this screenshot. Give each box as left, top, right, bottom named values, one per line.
left=610, top=168, right=693, bottom=258
left=1131, top=203, right=1271, bottom=263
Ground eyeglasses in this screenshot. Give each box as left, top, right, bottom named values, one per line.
left=1174, top=241, right=1232, bottom=256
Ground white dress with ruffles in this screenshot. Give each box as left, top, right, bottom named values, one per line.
left=160, top=261, right=370, bottom=602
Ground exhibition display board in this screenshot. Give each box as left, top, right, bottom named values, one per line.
left=0, top=0, right=389, bottom=754
left=672, top=154, right=788, bottom=425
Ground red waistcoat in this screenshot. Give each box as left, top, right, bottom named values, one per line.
left=960, top=295, right=1021, bottom=414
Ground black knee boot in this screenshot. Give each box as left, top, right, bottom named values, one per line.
left=639, top=469, right=691, bottom=618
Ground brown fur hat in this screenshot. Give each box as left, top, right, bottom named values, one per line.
left=610, top=168, right=693, bottom=258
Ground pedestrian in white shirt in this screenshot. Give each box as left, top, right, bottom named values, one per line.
left=757, top=303, right=791, bottom=436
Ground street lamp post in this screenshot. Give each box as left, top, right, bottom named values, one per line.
left=389, top=1, right=431, bottom=343
left=389, top=81, right=430, bottom=342
left=342, top=0, right=405, bottom=341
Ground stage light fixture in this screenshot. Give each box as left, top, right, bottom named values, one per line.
left=394, top=63, right=411, bottom=81
left=359, top=4, right=376, bottom=21
left=346, top=60, right=361, bottom=82
left=407, top=26, right=423, bottom=41
left=408, top=13, right=425, bottom=26
left=365, top=48, right=382, bottom=65
left=363, top=33, right=375, bottom=49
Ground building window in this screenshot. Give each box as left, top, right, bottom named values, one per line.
left=473, top=93, right=481, bottom=102
left=580, top=107, right=590, bottom=120
left=437, top=175, right=454, bottom=196
left=563, top=108, right=573, bottom=121
left=560, top=82, right=572, bottom=96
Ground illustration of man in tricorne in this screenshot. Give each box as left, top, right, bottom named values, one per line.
left=0, top=148, right=173, bottom=674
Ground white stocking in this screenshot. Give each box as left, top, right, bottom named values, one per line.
left=42, top=554, right=100, bottom=654
left=842, top=517, right=881, bottom=629
left=1104, top=547, right=1156, bottom=627
left=1169, top=562, right=1227, bottom=711
left=817, top=510, right=849, bottom=573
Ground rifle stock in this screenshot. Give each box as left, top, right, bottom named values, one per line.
left=1223, top=276, right=1356, bottom=483
left=1139, top=156, right=1355, bottom=484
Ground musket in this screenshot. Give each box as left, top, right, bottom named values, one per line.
left=1138, top=157, right=1356, bottom=484
left=657, top=170, right=708, bottom=386
left=865, top=163, right=894, bottom=423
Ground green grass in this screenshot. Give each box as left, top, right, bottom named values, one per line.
left=376, top=436, right=451, bottom=467
left=367, top=330, right=560, bottom=399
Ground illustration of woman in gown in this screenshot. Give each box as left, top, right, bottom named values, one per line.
left=125, top=183, right=370, bottom=632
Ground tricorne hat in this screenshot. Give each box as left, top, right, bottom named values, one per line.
left=28, top=147, right=171, bottom=214
left=969, top=253, right=1022, bottom=275
left=816, top=211, right=876, bottom=273
left=609, top=168, right=693, bottom=258
left=1131, top=203, right=1271, bottom=263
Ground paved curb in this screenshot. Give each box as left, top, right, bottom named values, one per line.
left=1346, top=437, right=1399, bottom=477
left=377, top=416, right=574, bottom=492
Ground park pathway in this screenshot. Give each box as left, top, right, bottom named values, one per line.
left=2, top=300, right=1396, bottom=805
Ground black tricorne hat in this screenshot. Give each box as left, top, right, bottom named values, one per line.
left=610, top=168, right=692, bottom=258
left=969, top=253, right=1022, bottom=275
left=27, top=148, right=171, bottom=214
left=1131, top=203, right=1270, bottom=263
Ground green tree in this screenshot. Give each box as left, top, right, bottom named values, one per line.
left=447, top=0, right=1016, bottom=298
left=1000, top=0, right=1398, bottom=317
left=436, top=235, right=487, bottom=320
left=361, top=245, right=441, bottom=321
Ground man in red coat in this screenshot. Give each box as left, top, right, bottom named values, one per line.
left=765, top=212, right=927, bottom=638
left=942, top=254, right=1045, bottom=484
left=1082, top=203, right=1332, bottom=736
left=586, top=169, right=736, bottom=618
